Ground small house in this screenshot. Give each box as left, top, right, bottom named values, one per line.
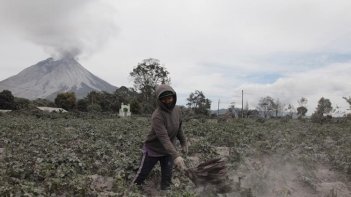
left=37, top=107, right=67, bottom=113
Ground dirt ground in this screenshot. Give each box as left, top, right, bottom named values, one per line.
left=233, top=154, right=351, bottom=197
left=114, top=146, right=351, bottom=197
left=145, top=146, right=351, bottom=197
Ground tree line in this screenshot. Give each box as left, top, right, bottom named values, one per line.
left=0, top=58, right=212, bottom=116
left=0, top=58, right=350, bottom=121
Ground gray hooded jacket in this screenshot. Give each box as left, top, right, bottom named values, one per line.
left=144, top=84, right=187, bottom=160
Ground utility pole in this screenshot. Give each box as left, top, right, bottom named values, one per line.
left=218, top=99, right=220, bottom=115
left=242, top=90, right=243, bottom=118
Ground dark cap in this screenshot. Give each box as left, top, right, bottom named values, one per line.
left=159, top=91, right=174, bottom=98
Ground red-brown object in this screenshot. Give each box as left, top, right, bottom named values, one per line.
left=184, top=157, right=227, bottom=187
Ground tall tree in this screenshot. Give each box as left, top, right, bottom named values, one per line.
left=186, top=90, right=212, bottom=116
left=298, top=97, right=308, bottom=107
left=99, top=91, right=119, bottom=112
left=343, top=96, right=351, bottom=111
left=0, top=90, right=15, bottom=110
left=297, top=106, right=308, bottom=117
left=271, top=98, right=285, bottom=117
left=297, top=97, right=308, bottom=117
left=311, top=97, right=334, bottom=123
left=85, top=91, right=102, bottom=106
left=285, top=104, right=296, bottom=117
left=14, top=97, right=30, bottom=110
left=32, top=98, right=56, bottom=107
left=257, top=96, right=274, bottom=118
left=114, top=86, right=139, bottom=107
left=84, top=91, right=119, bottom=112
left=130, top=97, right=142, bottom=114
left=129, top=58, right=171, bottom=107
left=76, top=99, right=88, bottom=112
left=242, top=101, right=249, bottom=118
left=315, top=97, right=333, bottom=116
left=54, top=92, right=76, bottom=111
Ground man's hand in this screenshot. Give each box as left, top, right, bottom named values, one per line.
left=174, top=156, right=186, bottom=170
left=182, top=145, right=188, bottom=154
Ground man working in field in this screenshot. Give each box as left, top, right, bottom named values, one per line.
left=131, top=84, right=188, bottom=191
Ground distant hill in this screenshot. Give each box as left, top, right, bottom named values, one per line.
left=211, top=108, right=299, bottom=118
left=0, top=58, right=117, bottom=100
left=210, top=108, right=232, bottom=115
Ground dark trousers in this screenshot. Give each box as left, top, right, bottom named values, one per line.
left=132, top=152, right=173, bottom=190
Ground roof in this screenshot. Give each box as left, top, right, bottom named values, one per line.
left=37, top=107, right=67, bottom=113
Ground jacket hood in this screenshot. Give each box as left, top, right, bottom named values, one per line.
left=156, top=84, right=177, bottom=111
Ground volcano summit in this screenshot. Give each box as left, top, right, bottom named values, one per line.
left=0, top=58, right=117, bottom=100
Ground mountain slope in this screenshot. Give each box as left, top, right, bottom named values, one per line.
left=0, top=58, right=117, bottom=100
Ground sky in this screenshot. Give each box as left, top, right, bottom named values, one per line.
left=0, top=0, right=351, bottom=116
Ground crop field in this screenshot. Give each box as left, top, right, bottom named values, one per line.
left=1, top=111, right=351, bottom=197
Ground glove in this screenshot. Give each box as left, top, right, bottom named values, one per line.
left=182, top=145, right=188, bottom=154
left=174, top=156, right=186, bottom=171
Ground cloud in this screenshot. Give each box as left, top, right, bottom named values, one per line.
left=170, top=55, right=350, bottom=116
left=233, top=61, right=351, bottom=115
left=1, top=0, right=351, bottom=117
left=0, top=0, right=119, bottom=60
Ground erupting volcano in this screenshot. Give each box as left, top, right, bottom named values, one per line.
left=0, top=58, right=117, bottom=100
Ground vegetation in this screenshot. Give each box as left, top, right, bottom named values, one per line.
left=0, top=90, right=15, bottom=110
left=342, top=96, right=351, bottom=111
left=55, top=92, right=77, bottom=111
left=311, top=97, right=336, bottom=124
left=0, top=111, right=350, bottom=196
left=13, top=97, right=30, bottom=110
left=257, top=96, right=274, bottom=118
left=129, top=58, right=171, bottom=113
left=32, top=98, right=56, bottom=108
left=186, top=90, right=212, bottom=116
left=271, top=98, right=284, bottom=117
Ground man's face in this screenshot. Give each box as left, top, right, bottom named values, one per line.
left=160, top=95, right=174, bottom=104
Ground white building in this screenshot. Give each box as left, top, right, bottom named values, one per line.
left=119, top=103, right=131, bottom=117
left=37, top=107, right=67, bottom=113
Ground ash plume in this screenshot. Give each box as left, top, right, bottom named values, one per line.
left=0, top=0, right=119, bottom=60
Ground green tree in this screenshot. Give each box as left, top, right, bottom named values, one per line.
left=130, top=97, right=142, bottom=114
left=180, top=105, right=196, bottom=122
left=242, top=101, right=249, bottom=118
left=271, top=98, right=285, bottom=117
left=343, top=96, right=351, bottom=111
left=114, top=86, right=137, bottom=103
left=298, top=97, right=308, bottom=107
left=54, top=92, right=76, bottom=111
left=85, top=91, right=102, bottom=106
left=99, top=91, right=117, bottom=112
left=315, top=97, right=333, bottom=115
left=114, top=86, right=140, bottom=112
left=285, top=104, right=296, bottom=117
left=14, top=97, right=30, bottom=110
left=32, top=98, right=56, bottom=107
left=257, top=96, right=274, bottom=118
left=85, top=91, right=117, bottom=112
left=297, top=106, right=308, bottom=117
left=129, top=58, right=171, bottom=107
left=87, top=103, right=101, bottom=112
left=76, top=99, right=88, bottom=112
left=311, top=97, right=334, bottom=123
left=297, top=97, right=308, bottom=118
left=186, top=90, right=212, bottom=116
left=0, top=90, right=15, bottom=110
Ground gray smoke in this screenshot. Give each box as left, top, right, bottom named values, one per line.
left=0, top=0, right=119, bottom=60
